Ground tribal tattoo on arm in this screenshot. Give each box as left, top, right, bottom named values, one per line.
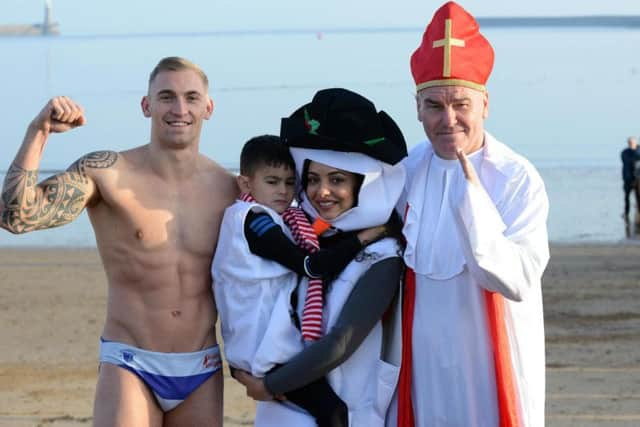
left=0, top=151, right=117, bottom=234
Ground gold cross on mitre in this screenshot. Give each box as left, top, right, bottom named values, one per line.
left=432, top=19, right=465, bottom=77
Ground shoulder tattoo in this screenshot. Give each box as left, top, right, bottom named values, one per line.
left=66, top=151, right=118, bottom=183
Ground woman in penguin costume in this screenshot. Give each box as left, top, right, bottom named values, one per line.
left=236, top=88, right=407, bottom=427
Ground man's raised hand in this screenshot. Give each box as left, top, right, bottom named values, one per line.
left=456, top=148, right=480, bottom=186
left=33, top=96, right=86, bottom=134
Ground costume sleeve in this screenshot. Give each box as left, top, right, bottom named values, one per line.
left=263, top=256, right=403, bottom=395
left=245, top=211, right=364, bottom=279
left=452, top=167, right=550, bottom=302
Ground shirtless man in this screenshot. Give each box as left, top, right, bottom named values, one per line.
left=0, top=57, right=237, bottom=426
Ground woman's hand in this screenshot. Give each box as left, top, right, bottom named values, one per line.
left=357, top=224, right=387, bottom=245
left=232, top=369, right=280, bottom=401
left=358, top=211, right=404, bottom=245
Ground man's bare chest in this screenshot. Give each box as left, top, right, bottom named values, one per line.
left=95, top=184, right=220, bottom=252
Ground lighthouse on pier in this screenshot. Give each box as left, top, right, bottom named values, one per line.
left=42, top=0, right=59, bottom=35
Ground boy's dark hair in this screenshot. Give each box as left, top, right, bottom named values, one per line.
left=240, top=135, right=295, bottom=176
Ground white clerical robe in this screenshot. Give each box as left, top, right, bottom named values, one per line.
left=394, top=131, right=549, bottom=427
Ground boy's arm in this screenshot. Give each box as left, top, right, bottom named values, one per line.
left=244, top=211, right=383, bottom=279
left=1, top=97, right=106, bottom=234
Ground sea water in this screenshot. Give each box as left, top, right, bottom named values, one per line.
left=1, top=27, right=639, bottom=247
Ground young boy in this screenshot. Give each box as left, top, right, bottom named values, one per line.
left=213, top=135, right=384, bottom=427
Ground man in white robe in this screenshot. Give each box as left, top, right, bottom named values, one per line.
left=392, top=2, right=550, bottom=426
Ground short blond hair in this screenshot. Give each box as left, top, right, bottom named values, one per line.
left=148, top=56, right=209, bottom=89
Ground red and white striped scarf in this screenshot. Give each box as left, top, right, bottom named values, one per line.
left=240, top=193, right=327, bottom=341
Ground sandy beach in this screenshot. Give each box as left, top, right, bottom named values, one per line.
left=1, top=244, right=639, bottom=427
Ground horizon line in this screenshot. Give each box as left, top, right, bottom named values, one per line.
left=2, top=15, right=640, bottom=39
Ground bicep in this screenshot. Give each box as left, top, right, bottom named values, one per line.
left=53, top=150, right=117, bottom=213
left=1, top=151, right=113, bottom=233
left=29, top=168, right=97, bottom=230
left=41, top=170, right=96, bottom=217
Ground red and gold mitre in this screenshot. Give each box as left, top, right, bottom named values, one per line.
left=410, top=1, right=494, bottom=92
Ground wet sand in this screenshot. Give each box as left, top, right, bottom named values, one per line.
left=0, top=245, right=639, bottom=426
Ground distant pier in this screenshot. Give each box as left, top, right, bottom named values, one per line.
left=0, top=0, right=59, bottom=36
left=0, top=23, right=59, bottom=36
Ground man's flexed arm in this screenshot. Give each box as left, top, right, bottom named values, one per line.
left=1, top=96, right=111, bottom=234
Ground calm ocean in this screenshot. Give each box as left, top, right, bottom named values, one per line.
left=1, top=26, right=639, bottom=246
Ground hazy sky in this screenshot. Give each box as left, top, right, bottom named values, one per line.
left=4, top=0, right=640, bottom=35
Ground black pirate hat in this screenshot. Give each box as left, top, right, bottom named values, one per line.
left=280, top=88, right=407, bottom=165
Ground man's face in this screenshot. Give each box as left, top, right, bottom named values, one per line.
left=416, top=85, right=488, bottom=160
left=239, top=164, right=296, bottom=214
left=141, top=70, right=213, bottom=149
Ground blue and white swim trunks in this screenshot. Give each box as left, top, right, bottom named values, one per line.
left=99, top=338, right=222, bottom=411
